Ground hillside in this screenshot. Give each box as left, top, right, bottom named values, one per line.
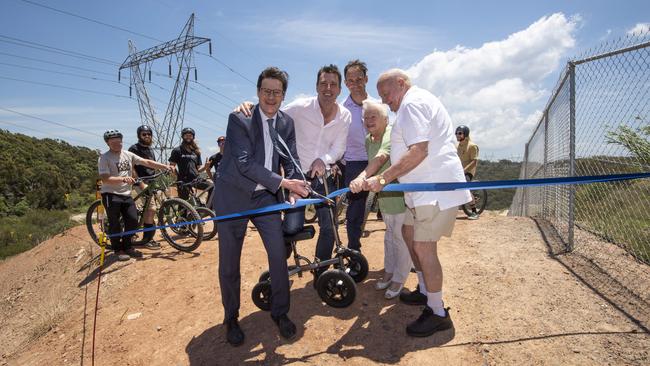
left=1, top=214, right=648, bottom=365
left=0, top=130, right=98, bottom=258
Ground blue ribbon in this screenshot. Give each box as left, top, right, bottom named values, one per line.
left=108, top=172, right=650, bottom=238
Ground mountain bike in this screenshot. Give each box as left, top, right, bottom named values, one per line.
left=86, top=171, right=204, bottom=252
left=176, top=178, right=218, bottom=240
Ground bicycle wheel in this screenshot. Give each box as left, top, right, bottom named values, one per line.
left=86, top=199, right=147, bottom=248
left=304, top=204, right=317, bottom=223
left=462, top=189, right=488, bottom=216
left=157, top=198, right=203, bottom=252
left=85, top=199, right=111, bottom=249
left=195, top=207, right=218, bottom=241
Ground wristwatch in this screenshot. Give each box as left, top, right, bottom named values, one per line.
left=377, top=174, right=386, bottom=186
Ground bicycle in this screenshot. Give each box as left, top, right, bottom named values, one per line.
left=461, top=175, right=488, bottom=217
left=176, top=178, right=218, bottom=240
left=86, top=171, right=204, bottom=252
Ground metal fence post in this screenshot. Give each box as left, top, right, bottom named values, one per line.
left=543, top=111, right=549, bottom=217
left=568, top=62, right=576, bottom=252
left=522, top=143, right=529, bottom=216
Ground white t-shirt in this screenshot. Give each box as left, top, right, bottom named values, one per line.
left=98, top=150, right=144, bottom=196
left=390, top=86, right=472, bottom=209
left=282, top=96, right=351, bottom=172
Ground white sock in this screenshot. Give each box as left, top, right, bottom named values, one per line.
left=427, top=291, right=446, bottom=317
left=416, top=271, right=427, bottom=293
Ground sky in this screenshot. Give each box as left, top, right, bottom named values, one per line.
left=0, top=0, right=648, bottom=160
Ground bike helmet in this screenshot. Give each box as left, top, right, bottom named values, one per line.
left=181, top=127, right=195, bottom=136
left=103, top=129, right=123, bottom=141
left=456, top=125, right=470, bottom=138
left=137, top=125, right=152, bottom=136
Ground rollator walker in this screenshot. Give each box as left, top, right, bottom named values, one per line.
left=251, top=168, right=369, bottom=309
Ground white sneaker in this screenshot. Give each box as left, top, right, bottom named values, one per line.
left=385, top=283, right=404, bottom=299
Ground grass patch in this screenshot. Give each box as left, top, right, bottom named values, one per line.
left=0, top=209, right=75, bottom=260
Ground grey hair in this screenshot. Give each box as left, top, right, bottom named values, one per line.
left=377, top=68, right=412, bottom=87
left=362, top=100, right=389, bottom=120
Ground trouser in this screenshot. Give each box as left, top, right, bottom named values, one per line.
left=383, top=212, right=412, bottom=284
left=344, top=160, right=369, bottom=251
left=218, top=190, right=290, bottom=320
left=283, top=176, right=336, bottom=264
left=101, top=193, right=138, bottom=251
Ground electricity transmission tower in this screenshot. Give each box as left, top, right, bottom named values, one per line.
left=119, top=13, right=210, bottom=160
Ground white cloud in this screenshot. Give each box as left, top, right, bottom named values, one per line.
left=627, top=23, right=650, bottom=35
left=406, top=13, right=579, bottom=156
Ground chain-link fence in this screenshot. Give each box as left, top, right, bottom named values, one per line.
left=510, top=30, right=650, bottom=329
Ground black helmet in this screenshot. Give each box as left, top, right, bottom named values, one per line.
left=137, top=125, right=152, bottom=136
left=103, top=129, right=123, bottom=141
left=456, top=125, right=470, bottom=138
left=181, top=127, right=195, bottom=136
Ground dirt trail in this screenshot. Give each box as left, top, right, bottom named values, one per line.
left=1, top=212, right=648, bottom=365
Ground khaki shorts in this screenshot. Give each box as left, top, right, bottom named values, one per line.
left=133, top=185, right=159, bottom=211
left=404, top=204, right=457, bottom=242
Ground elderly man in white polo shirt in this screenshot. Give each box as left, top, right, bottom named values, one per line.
left=365, top=69, right=471, bottom=337
left=236, top=64, right=351, bottom=274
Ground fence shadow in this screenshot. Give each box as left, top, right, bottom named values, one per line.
left=532, top=217, right=650, bottom=333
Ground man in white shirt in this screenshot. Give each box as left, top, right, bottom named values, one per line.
left=237, top=65, right=352, bottom=274
left=365, top=69, right=471, bottom=337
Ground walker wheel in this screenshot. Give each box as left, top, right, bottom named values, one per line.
left=251, top=281, right=272, bottom=311
left=315, top=269, right=356, bottom=308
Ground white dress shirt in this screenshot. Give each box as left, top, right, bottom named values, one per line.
left=282, top=96, right=351, bottom=172
left=390, top=86, right=472, bottom=209
left=255, top=109, right=275, bottom=191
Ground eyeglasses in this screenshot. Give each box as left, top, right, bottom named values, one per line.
left=140, top=133, right=152, bottom=137
left=260, top=87, right=283, bottom=97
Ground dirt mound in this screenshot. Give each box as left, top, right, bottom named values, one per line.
left=1, top=212, right=648, bottom=365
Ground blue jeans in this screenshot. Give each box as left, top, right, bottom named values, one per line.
left=283, top=176, right=337, bottom=263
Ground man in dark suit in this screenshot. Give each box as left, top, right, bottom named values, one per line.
left=213, top=67, right=309, bottom=346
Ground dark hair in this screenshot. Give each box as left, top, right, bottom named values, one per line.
left=344, top=59, right=367, bottom=78
left=316, top=64, right=342, bottom=88
left=257, top=66, right=289, bottom=93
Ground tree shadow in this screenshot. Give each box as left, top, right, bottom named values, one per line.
left=186, top=276, right=455, bottom=365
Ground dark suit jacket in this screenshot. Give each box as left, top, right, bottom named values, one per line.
left=213, top=105, right=302, bottom=215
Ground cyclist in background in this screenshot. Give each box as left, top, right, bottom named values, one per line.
left=456, top=125, right=480, bottom=220
left=169, top=127, right=209, bottom=200
left=99, top=130, right=172, bottom=261
left=204, top=135, right=225, bottom=209
left=128, top=125, right=161, bottom=249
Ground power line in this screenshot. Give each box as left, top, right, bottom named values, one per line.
left=0, top=61, right=121, bottom=83
left=17, top=0, right=161, bottom=42
left=0, top=51, right=116, bottom=77
left=0, top=75, right=130, bottom=99
left=0, top=34, right=118, bottom=66
left=0, top=106, right=102, bottom=137
left=15, top=0, right=256, bottom=86
left=0, top=119, right=90, bottom=146
left=192, top=80, right=240, bottom=104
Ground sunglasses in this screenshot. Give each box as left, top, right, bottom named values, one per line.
left=140, top=133, right=152, bottom=137
left=455, top=132, right=464, bottom=135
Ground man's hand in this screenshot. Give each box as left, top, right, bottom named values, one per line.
left=281, top=178, right=309, bottom=198
left=287, top=191, right=302, bottom=205
left=349, top=176, right=366, bottom=193
left=122, top=176, right=136, bottom=185
left=233, top=101, right=255, bottom=117
left=364, top=176, right=384, bottom=192
left=309, top=158, right=326, bottom=178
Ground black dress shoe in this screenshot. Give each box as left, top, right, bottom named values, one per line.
left=225, top=318, right=244, bottom=346
left=272, top=314, right=296, bottom=340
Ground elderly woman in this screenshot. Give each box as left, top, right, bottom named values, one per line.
left=349, top=101, right=412, bottom=299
